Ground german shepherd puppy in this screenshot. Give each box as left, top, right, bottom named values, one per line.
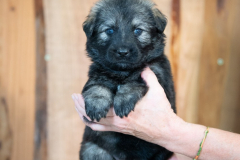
left=80, top=0, right=176, bottom=159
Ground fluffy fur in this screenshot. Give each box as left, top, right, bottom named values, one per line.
left=80, top=0, right=176, bottom=159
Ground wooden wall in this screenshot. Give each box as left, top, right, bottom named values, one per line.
left=0, top=0, right=240, bottom=160
left=0, top=0, right=36, bottom=160
left=198, top=0, right=240, bottom=132
left=44, top=0, right=93, bottom=159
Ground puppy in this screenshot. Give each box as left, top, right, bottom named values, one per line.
left=80, top=0, right=176, bottom=159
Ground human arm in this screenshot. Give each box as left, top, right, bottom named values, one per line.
left=72, top=67, right=240, bottom=160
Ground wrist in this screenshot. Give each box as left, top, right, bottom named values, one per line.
left=154, top=113, right=186, bottom=148
left=160, top=117, right=206, bottom=158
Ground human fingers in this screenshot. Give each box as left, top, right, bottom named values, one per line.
left=72, top=93, right=117, bottom=125
left=85, top=122, right=113, bottom=132
left=106, top=107, right=116, bottom=117
left=76, top=106, right=128, bottom=133
left=76, top=94, right=85, bottom=107
left=74, top=93, right=116, bottom=117
left=96, top=110, right=123, bottom=126
left=86, top=117, right=131, bottom=134
left=72, top=93, right=92, bottom=121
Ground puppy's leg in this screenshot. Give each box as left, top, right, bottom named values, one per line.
left=80, top=142, right=114, bottom=160
left=114, top=83, right=147, bottom=118
left=83, top=85, right=113, bottom=121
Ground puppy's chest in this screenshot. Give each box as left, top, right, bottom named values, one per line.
left=108, top=70, right=143, bottom=84
left=117, top=85, right=121, bottom=91
left=111, top=73, right=144, bottom=93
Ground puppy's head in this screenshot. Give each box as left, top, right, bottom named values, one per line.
left=83, top=0, right=167, bottom=71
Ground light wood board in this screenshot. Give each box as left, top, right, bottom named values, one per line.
left=0, top=0, right=36, bottom=160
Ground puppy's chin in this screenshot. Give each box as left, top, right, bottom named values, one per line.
left=104, top=61, right=140, bottom=71
left=115, top=62, right=132, bottom=71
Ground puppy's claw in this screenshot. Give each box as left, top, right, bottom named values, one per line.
left=114, top=98, right=135, bottom=118
left=84, top=96, right=112, bottom=122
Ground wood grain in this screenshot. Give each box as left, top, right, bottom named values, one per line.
left=0, top=0, right=239, bottom=160
left=34, top=0, right=48, bottom=160
left=44, top=0, right=96, bottom=159
left=0, top=2, right=12, bottom=160
left=153, top=0, right=173, bottom=59
left=169, top=0, right=181, bottom=89
left=0, top=0, right=240, bottom=160
left=219, top=0, right=240, bottom=133
left=198, top=0, right=234, bottom=128
left=176, top=0, right=205, bottom=122
left=0, top=0, right=36, bottom=160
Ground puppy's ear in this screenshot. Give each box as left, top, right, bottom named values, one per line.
left=153, top=9, right=167, bottom=34
left=83, top=15, right=96, bottom=38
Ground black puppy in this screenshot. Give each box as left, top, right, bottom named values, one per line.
left=80, top=0, right=176, bottom=159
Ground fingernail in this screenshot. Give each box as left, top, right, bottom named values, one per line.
left=72, top=94, right=75, bottom=100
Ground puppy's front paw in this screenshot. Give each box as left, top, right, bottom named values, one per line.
left=83, top=85, right=113, bottom=122
left=114, top=84, right=148, bottom=118
left=114, top=94, right=136, bottom=118
left=85, top=97, right=111, bottom=122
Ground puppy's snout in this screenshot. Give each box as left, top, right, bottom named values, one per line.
left=117, top=48, right=129, bottom=57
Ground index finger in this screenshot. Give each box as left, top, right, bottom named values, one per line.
left=106, top=107, right=116, bottom=117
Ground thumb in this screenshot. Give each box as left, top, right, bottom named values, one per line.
left=141, top=67, right=163, bottom=92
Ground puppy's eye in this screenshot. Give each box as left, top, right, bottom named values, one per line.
left=105, top=28, right=114, bottom=35
left=134, top=28, right=143, bottom=36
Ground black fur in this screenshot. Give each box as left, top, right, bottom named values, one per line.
left=80, top=0, right=176, bottom=159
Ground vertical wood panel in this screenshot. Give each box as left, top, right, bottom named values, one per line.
left=44, top=0, right=97, bottom=159
left=169, top=0, right=181, bottom=89
left=0, top=0, right=36, bottom=160
left=198, top=0, right=234, bottom=128
left=176, top=0, right=205, bottom=122
left=0, top=2, right=12, bottom=160
left=153, top=0, right=173, bottom=59
left=220, top=0, right=240, bottom=133
left=34, top=0, right=48, bottom=160
left=0, top=0, right=240, bottom=160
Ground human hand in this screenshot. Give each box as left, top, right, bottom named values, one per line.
left=72, top=67, right=185, bottom=149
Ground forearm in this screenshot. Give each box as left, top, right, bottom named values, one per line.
left=198, top=127, right=240, bottom=160
left=163, top=120, right=240, bottom=160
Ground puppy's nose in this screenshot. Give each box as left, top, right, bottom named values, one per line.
left=117, top=48, right=129, bottom=57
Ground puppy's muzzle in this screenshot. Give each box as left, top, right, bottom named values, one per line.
left=110, top=47, right=134, bottom=58
left=117, top=48, right=130, bottom=57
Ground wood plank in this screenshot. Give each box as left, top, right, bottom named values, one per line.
left=153, top=0, right=173, bottom=59
left=176, top=0, right=205, bottom=122
left=0, top=0, right=36, bottom=159
left=44, top=0, right=96, bottom=159
left=220, top=0, right=240, bottom=133
left=169, top=0, right=181, bottom=89
left=0, top=2, right=12, bottom=160
left=198, top=0, right=234, bottom=128
left=34, top=0, right=48, bottom=160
